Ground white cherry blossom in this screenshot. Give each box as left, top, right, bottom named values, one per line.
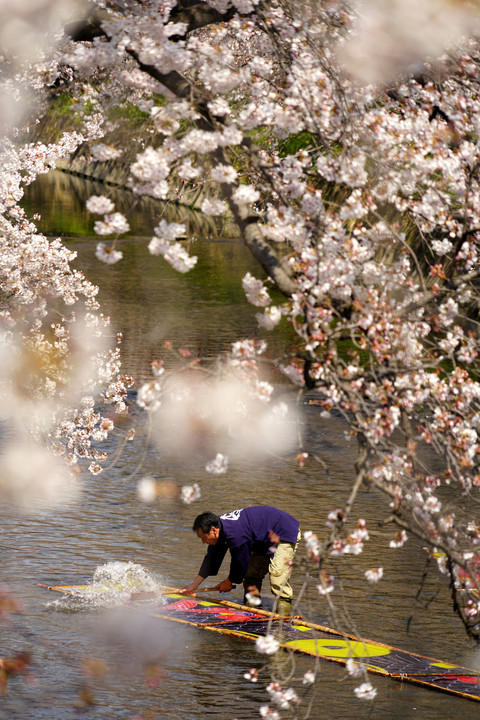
left=95, top=243, right=123, bottom=264
left=86, top=195, right=115, bottom=214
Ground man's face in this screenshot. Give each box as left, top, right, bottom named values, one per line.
left=196, top=526, right=220, bottom=545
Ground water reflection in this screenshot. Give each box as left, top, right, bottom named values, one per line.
left=23, top=170, right=291, bottom=383
left=1, top=170, right=479, bottom=720
left=22, top=169, right=238, bottom=239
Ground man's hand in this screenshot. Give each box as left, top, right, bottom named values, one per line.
left=215, top=578, right=234, bottom=593
left=180, top=575, right=205, bottom=595
left=180, top=582, right=200, bottom=595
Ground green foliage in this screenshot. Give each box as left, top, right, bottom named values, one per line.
left=245, top=128, right=322, bottom=158
left=244, top=125, right=276, bottom=149
left=277, top=131, right=318, bottom=157
left=47, top=91, right=77, bottom=117
left=336, top=337, right=371, bottom=368
left=109, top=103, right=150, bottom=123
left=152, top=93, right=168, bottom=107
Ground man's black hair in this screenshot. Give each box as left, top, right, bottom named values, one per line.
left=192, top=511, right=221, bottom=533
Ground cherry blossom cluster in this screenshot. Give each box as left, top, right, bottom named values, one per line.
left=265, top=682, right=299, bottom=710
left=0, top=117, right=129, bottom=507
left=86, top=193, right=129, bottom=263
left=148, top=219, right=197, bottom=273
left=180, top=482, right=201, bottom=504
left=255, top=634, right=279, bottom=655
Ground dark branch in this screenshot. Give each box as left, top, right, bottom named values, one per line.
left=169, top=0, right=237, bottom=35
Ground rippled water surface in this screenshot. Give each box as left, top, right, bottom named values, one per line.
left=2, top=173, right=480, bottom=719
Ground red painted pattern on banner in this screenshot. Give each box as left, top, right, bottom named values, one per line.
left=162, top=599, right=256, bottom=622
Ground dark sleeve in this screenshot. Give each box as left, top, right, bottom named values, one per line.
left=198, top=542, right=228, bottom=579
left=228, top=544, right=252, bottom=584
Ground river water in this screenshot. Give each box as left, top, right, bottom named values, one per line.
left=2, top=171, right=480, bottom=719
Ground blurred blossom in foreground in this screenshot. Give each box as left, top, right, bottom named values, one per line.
left=0, top=0, right=85, bottom=64
left=136, top=477, right=178, bottom=503
left=90, top=144, right=122, bottom=162
left=180, top=483, right=201, bottom=505
left=346, top=658, right=365, bottom=678
left=95, top=604, right=174, bottom=678
left=354, top=681, right=377, bottom=700
left=243, top=667, right=258, bottom=683
left=205, top=453, right=228, bottom=475
left=338, top=0, right=479, bottom=84
left=0, top=314, right=121, bottom=511
left=302, top=670, right=315, bottom=685
left=136, top=477, right=158, bottom=503
left=365, top=567, right=384, bottom=583
left=0, top=0, right=87, bottom=132
left=0, top=440, right=80, bottom=512
left=95, top=242, right=123, bottom=264
left=255, top=634, right=279, bottom=655
left=86, top=195, right=115, bottom=215
left=148, top=375, right=297, bottom=463
left=245, top=591, right=262, bottom=607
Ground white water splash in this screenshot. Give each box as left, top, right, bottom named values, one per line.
left=47, top=561, right=166, bottom=611
left=91, top=561, right=164, bottom=595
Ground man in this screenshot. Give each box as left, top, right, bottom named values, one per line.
left=181, top=506, right=300, bottom=616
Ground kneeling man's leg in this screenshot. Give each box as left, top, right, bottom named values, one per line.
left=243, top=552, right=270, bottom=605
left=269, top=530, right=300, bottom=614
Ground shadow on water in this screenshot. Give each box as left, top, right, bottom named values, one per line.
left=2, top=171, right=480, bottom=720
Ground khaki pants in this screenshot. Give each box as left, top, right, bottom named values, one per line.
left=244, top=529, right=301, bottom=601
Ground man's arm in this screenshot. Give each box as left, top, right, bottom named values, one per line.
left=181, top=535, right=229, bottom=593
left=228, top=545, right=253, bottom=584
left=206, top=546, right=251, bottom=593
